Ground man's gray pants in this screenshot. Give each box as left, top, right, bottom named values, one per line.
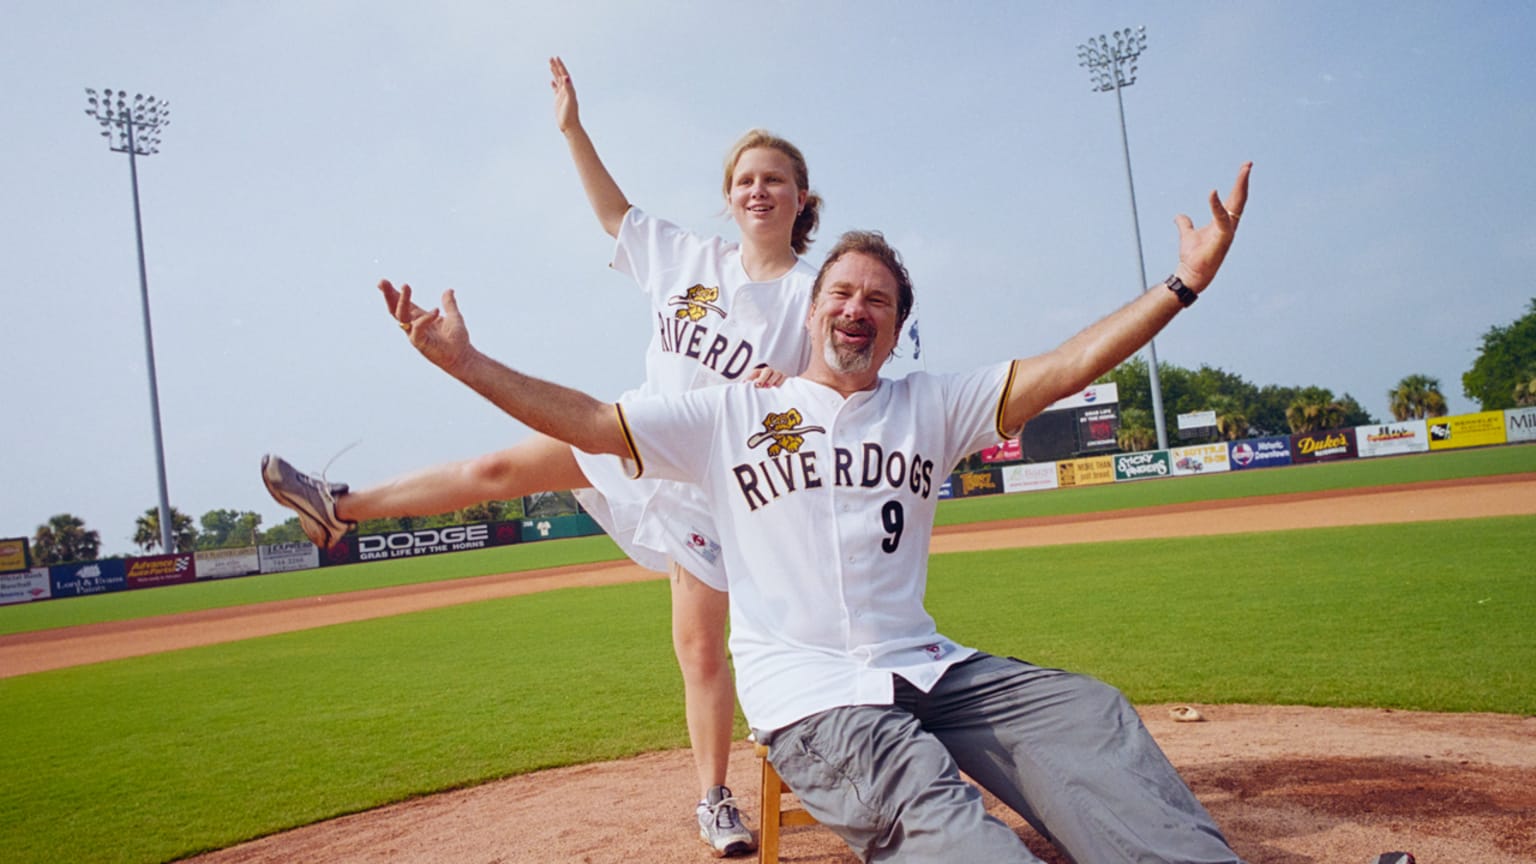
left=755, top=654, right=1242, bottom=863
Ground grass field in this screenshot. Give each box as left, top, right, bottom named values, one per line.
left=1, top=445, right=1533, bottom=864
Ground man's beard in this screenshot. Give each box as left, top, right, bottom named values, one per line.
left=823, top=322, right=875, bottom=374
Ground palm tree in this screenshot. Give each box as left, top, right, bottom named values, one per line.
left=1216, top=411, right=1251, bottom=441
left=32, top=513, right=102, bottom=565
left=1513, top=367, right=1536, bottom=407
left=1285, top=397, right=1346, bottom=434
left=1387, top=374, right=1450, bottom=421
left=134, top=506, right=199, bottom=553
left=1207, top=395, right=1251, bottom=441
left=1115, top=407, right=1159, bottom=452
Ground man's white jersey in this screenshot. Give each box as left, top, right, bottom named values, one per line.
left=573, top=208, right=816, bottom=587
left=618, top=362, right=1018, bottom=731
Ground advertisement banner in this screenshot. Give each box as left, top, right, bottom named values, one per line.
left=331, top=520, right=523, bottom=564
left=1113, top=451, right=1171, bottom=482
left=1177, top=410, right=1217, bottom=440
left=1077, top=405, right=1121, bottom=451
left=259, top=541, right=320, bottom=574
left=1169, top=443, right=1232, bottom=476
left=1228, top=436, right=1292, bottom=471
left=1045, top=382, right=1118, bottom=412
left=1427, top=411, right=1507, bottom=451
left=1, top=567, right=52, bottom=605
left=950, top=469, right=1004, bottom=499
left=1507, top=406, right=1536, bottom=443
left=126, top=553, right=198, bottom=589
left=978, top=439, right=1022, bottom=464
left=937, top=476, right=955, bottom=500
left=1355, top=420, right=1430, bottom=458
left=197, top=547, right=261, bottom=579
left=1001, top=462, right=1060, bottom=494
left=49, top=559, right=128, bottom=598
left=1057, top=455, right=1115, bottom=488
left=0, top=537, right=29, bottom=573
left=1178, top=410, right=1217, bottom=431
left=1290, top=429, right=1357, bottom=463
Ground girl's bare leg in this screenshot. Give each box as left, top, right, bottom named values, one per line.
left=670, top=561, right=735, bottom=795
left=672, top=562, right=752, bottom=788
left=334, top=433, right=584, bottom=523
left=673, top=562, right=755, bottom=851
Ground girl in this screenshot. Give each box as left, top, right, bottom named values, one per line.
left=262, top=57, right=822, bottom=857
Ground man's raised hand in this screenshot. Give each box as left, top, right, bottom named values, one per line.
left=1174, top=162, right=1252, bottom=292
left=380, top=279, right=472, bottom=374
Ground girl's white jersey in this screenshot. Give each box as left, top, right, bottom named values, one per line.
left=572, top=208, right=815, bottom=588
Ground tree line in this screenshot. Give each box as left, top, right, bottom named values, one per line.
left=1103, top=296, right=1535, bottom=450
left=1095, top=360, right=1458, bottom=452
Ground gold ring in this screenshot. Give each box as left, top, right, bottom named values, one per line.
left=399, top=321, right=410, bottom=333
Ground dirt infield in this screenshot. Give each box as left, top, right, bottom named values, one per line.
left=188, top=705, right=1536, bottom=864
left=9, top=474, right=1536, bottom=863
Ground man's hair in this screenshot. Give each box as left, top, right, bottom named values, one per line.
left=721, top=129, right=821, bottom=255
left=811, top=230, right=915, bottom=329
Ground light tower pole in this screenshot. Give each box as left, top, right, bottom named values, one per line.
left=1076, top=26, right=1171, bottom=452
left=84, top=88, right=176, bottom=553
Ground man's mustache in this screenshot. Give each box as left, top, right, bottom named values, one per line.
left=832, top=319, right=875, bottom=337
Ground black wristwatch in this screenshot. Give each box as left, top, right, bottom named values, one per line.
left=1164, top=274, right=1198, bottom=307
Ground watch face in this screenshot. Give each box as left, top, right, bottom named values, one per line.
left=1166, top=277, right=1196, bottom=306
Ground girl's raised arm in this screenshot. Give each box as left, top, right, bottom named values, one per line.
left=551, top=56, right=630, bottom=238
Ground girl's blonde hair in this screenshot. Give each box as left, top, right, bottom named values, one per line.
left=721, top=129, right=821, bottom=255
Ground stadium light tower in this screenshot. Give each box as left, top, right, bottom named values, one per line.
left=83, top=87, right=176, bottom=554
left=1077, top=26, right=1171, bottom=452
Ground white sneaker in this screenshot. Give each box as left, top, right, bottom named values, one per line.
left=261, top=453, right=355, bottom=548
left=696, top=785, right=755, bottom=857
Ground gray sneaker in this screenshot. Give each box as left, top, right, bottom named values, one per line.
left=261, top=454, right=355, bottom=548
left=697, top=785, right=755, bottom=857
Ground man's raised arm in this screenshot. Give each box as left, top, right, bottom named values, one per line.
left=379, top=279, right=634, bottom=458
left=999, top=162, right=1252, bottom=435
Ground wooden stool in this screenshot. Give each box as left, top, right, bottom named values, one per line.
left=755, top=742, right=820, bottom=863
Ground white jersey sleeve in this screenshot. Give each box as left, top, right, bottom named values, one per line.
left=934, top=360, right=1020, bottom=472
left=612, top=208, right=732, bottom=308
left=615, top=386, right=724, bottom=486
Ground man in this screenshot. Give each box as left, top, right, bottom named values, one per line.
left=390, top=163, right=1252, bottom=863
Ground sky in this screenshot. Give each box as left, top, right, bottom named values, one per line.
left=3, top=1, right=1533, bottom=556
